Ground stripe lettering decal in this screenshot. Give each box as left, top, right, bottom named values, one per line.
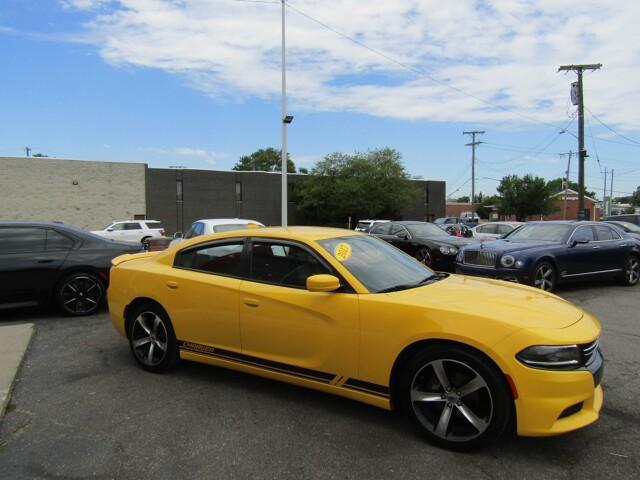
left=343, top=378, right=390, bottom=397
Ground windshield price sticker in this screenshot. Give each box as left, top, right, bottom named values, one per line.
left=334, top=243, right=352, bottom=261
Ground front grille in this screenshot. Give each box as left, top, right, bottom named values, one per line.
left=463, top=250, right=497, bottom=268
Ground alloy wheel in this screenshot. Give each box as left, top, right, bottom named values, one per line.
left=60, top=275, right=103, bottom=314
left=534, top=265, right=554, bottom=291
left=626, top=257, right=640, bottom=285
left=131, top=312, right=169, bottom=367
left=410, top=359, right=493, bottom=442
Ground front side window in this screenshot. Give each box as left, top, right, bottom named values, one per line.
left=214, top=224, right=251, bottom=233
left=110, top=223, right=126, bottom=231
left=476, top=224, right=495, bottom=234
left=496, top=224, right=513, bottom=235
left=251, top=241, right=330, bottom=288
left=318, top=235, right=437, bottom=293
left=0, top=228, right=46, bottom=253
left=370, top=223, right=391, bottom=235
left=390, top=224, right=409, bottom=237
left=407, top=223, right=449, bottom=238
left=175, top=241, right=245, bottom=277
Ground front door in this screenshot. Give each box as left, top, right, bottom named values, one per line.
left=560, top=225, right=600, bottom=276
left=238, top=239, right=359, bottom=383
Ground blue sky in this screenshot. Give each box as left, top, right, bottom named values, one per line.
left=1, top=0, right=639, bottom=199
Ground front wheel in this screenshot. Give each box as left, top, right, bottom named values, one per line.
left=532, top=261, right=556, bottom=291
left=127, top=303, right=179, bottom=373
left=400, top=344, right=512, bottom=450
left=620, top=255, right=640, bottom=286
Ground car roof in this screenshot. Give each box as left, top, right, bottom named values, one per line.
left=195, top=218, right=264, bottom=227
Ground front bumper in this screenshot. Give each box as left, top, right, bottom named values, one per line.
left=492, top=315, right=604, bottom=437
left=455, top=263, right=530, bottom=284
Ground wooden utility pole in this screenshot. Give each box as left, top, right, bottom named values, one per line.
left=603, top=167, right=608, bottom=217
left=560, top=151, right=572, bottom=220
left=463, top=130, right=484, bottom=219
left=558, top=63, right=602, bottom=220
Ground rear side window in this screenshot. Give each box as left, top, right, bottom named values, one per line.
left=124, top=222, right=142, bottom=230
left=477, top=224, right=497, bottom=234
left=176, top=241, right=245, bottom=277
left=0, top=227, right=46, bottom=253
left=46, top=229, right=74, bottom=251
left=145, top=222, right=163, bottom=230
left=594, top=225, right=620, bottom=241
left=251, top=241, right=330, bottom=288
left=496, top=224, right=513, bottom=235
left=214, top=224, right=250, bottom=233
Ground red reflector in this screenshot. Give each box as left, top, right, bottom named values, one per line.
left=505, top=374, right=518, bottom=399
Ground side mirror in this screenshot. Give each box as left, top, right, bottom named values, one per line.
left=107, top=228, right=114, bottom=232
left=569, top=239, right=588, bottom=247
left=306, top=274, right=341, bottom=293
left=173, top=231, right=183, bottom=239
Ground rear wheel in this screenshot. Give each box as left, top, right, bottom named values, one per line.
left=416, top=247, right=433, bottom=267
left=532, top=261, right=556, bottom=291
left=141, top=236, right=151, bottom=251
left=620, top=255, right=639, bottom=286
left=56, top=272, right=104, bottom=316
left=400, top=344, right=512, bottom=450
left=127, top=303, right=179, bottom=373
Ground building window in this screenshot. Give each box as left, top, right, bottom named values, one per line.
left=176, top=179, right=183, bottom=201
left=424, top=187, right=429, bottom=205
left=235, top=181, right=243, bottom=202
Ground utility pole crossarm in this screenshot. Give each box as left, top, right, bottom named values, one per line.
left=558, top=64, right=602, bottom=72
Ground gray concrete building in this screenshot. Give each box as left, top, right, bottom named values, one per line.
left=0, top=157, right=445, bottom=234
left=0, top=157, right=146, bottom=230
left=146, top=168, right=445, bottom=234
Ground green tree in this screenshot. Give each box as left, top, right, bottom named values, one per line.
left=455, top=195, right=470, bottom=203
left=546, top=177, right=596, bottom=198
left=497, top=174, right=558, bottom=221
left=476, top=194, right=501, bottom=220
left=295, top=148, right=419, bottom=226
left=233, top=147, right=296, bottom=173
left=626, top=206, right=636, bottom=214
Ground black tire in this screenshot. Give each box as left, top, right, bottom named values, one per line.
left=620, top=255, right=640, bottom=287
left=56, top=271, right=105, bottom=316
left=141, top=236, right=151, bottom=251
left=127, top=302, right=179, bottom=373
left=416, top=247, right=433, bottom=267
left=531, top=261, right=556, bottom=292
left=400, top=344, right=512, bottom=451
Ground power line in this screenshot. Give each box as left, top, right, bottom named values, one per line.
left=586, top=107, right=640, bottom=145
left=285, top=1, right=574, bottom=134
left=446, top=178, right=473, bottom=199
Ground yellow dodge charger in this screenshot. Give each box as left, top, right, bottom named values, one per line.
left=108, top=227, right=603, bottom=450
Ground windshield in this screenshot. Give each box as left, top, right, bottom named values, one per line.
left=506, top=223, right=572, bottom=242
left=407, top=223, right=449, bottom=238
left=318, top=235, right=437, bottom=293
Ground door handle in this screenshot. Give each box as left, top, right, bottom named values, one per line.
left=592, top=246, right=600, bottom=249
left=244, top=298, right=260, bottom=308
left=167, top=281, right=179, bottom=289
left=34, top=258, right=54, bottom=264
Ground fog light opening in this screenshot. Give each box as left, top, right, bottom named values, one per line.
left=558, top=402, right=584, bottom=419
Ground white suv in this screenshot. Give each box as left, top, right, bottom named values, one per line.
left=92, top=220, right=165, bottom=246
left=169, top=218, right=264, bottom=246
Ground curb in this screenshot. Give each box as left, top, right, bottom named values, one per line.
left=0, top=323, right=34, bottom=421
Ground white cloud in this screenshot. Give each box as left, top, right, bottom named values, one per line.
left=141, top=146, right=229, bottom=165
left=60, top=0, right=112, bottom=10
left=67, top=0, right=640, bottom=131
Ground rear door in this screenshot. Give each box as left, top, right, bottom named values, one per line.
left=238, top=238, right=359, bottom=383
left=121, top=222, right=143, bottom=242
left=167, top=239, right=246, bottom=351
left=593, top=224, right=627, bottom=272
left=0, top=227, right=68, bottom=307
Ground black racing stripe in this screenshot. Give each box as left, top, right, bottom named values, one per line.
left=177, top=340, right=335, bottom=384
left=343, top=378, right=390, bottom=397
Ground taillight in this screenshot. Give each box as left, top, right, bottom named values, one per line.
left=160, top=229, right=165, bottom=236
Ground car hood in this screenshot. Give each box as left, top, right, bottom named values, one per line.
left=464, top=238, right=560, bottom=253
left=386, top=274, right=583, bottom=330
left=417, top=236, right=477, bottom=247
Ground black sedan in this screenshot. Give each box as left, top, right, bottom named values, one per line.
left=0, top=222, right=142, bottom=315
left=456, top=221, right=640, bottom=291
left=369, top=221, right=477, bottom=271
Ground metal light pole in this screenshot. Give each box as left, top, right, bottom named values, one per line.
left=280, top=0, right=288, bottom=226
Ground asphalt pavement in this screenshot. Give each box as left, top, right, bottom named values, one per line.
left=0, top=281, right=638, bottom=479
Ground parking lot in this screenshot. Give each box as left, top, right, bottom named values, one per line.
left=0, top=281, right=638, bottom=480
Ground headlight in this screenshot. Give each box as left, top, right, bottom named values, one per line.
left=439, top=246, right=458, bottom=255
left=516, top=345, right=582, bottom=370
left=500, top=255, right=515, bottom=267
